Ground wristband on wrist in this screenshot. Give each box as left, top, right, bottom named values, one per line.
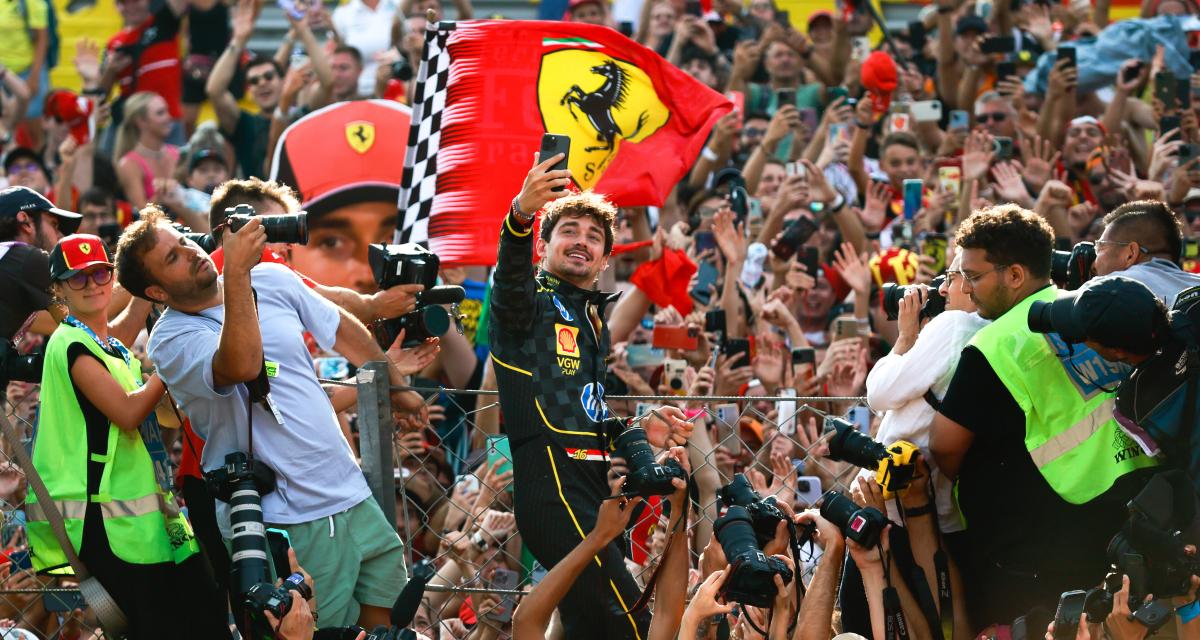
left=855, top=119, right=873, bottom=130
left=701, top=146, right=719, bottom=162
left=1177, top=600, right=1200, bottom=624
left=511, top=196, right=534, bottom=224
left=903, top=503, right=935, bottom=517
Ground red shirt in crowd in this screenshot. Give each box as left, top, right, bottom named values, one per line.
left=106, top=3, right=184, bottom=119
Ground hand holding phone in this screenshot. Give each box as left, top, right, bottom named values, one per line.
left=540, top=134, right=571, bottom=193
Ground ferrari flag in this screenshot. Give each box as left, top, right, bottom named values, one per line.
left=396, top=19, right=732, bottom=266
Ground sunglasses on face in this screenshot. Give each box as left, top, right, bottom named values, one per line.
left=247, top=71, right=277, bottom=87
left=976, top=112, right=1008, bottom=123
left=8, top=162, right=42, bottom=175
left=64, top=267, right=113, bottom=291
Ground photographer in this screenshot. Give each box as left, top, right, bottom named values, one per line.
left=28, top=234, right=230, bottom=639
left=930, top=206, right=1159, bottom=628
left=865, top=251, right=988, bottom=534
left=206, top=178, right=424, bottom=325
left=1029, top=276, right=1200, bottom=491
left=1092, top=200, right=1200, bottom=307
left=489, top=152, right=692, bottom=640
left=0, top=187, right=80, bottom=340
left=113, top=207, right=436, bottom=629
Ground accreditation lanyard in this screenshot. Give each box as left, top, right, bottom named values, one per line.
left=64, top=315, right=175, bottom=495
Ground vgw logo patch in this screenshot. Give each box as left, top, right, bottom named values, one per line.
left=537, top=49, right=669, bottom=189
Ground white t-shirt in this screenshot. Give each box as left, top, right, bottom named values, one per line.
left=863, top=309, right=990, bottom=532
left=149, top=262, right=371, bottom=529
left=333, top=0, right=400, bottom=96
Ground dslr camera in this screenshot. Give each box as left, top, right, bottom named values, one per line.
left=173, top=203, right=309, bottom=254
left=0, top=341, right=42, bottom=387
left=818, top=490, right=888, bottom=549
left=613, top=426, right=686, bottom=498
left=825, top=417, right=920, bottom=498
left=880, top=274, right=947, bottom=321
left=368, top=243, right=466, bottom=348
left=205, top=452, right=312, bottom=635
left=1051, top=241, right=1096, bottom=291
left=713, top=505, right=794, bottom=607
left=719, top=473, right=791, bottom=548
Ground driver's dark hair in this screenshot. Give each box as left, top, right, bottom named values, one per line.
left=1102, top=200, right=1183, bottom=265
left=539, top=191, right=617, bottom=256
left=956, top=204, right=1054, bottom=279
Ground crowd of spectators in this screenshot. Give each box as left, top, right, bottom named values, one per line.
left=0, top=0, right=1199, bottom=637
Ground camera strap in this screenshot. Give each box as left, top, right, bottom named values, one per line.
left=895, top=486, right=954, bottom=640
left=880, top=546, right=910, bottom=640
left=620, top=478, right=691, bottom=615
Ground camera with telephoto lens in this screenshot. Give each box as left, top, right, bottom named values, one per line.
left=205, top=452, right=311, bottom=636
left=369, top=243, right=466, bottom=348
left=1103, top=472, right=1200, bottom=600
left=719, top=473, right=790, bottom=548
left=819, top=490, right=888, bottom=549
left=880, top=274, right=947, bottom=321
left=1051, top=242, right=1096, bottom=290
left=825, top=417, right=920, bottom=498
left=0, top=341, right=42, bottom=387
left=614, top=426, right=686, bottom=498
left=712, top=505, right=794, bottom=607
left=222, top=204, right=309, bottom=245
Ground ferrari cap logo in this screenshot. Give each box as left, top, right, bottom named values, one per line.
left=79, top=243, right=91, bottom=255
left=538, top=51, right=668, bottom=190
left=345, top=121, right=376, bottom=154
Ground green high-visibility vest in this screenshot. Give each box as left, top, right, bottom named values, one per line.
left=970, top=286, right=1158, bottom=504
left=27, top=324, right=198, bottom=573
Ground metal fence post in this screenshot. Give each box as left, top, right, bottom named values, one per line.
left=356, top=361, right=396, bottom=527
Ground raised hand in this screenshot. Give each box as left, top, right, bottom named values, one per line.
left=832, top=241, right=871, bottom=295
left=516, top=152, right=572, bottom=216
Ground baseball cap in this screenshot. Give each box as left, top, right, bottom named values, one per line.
left=955, top=14, right=988, bottom=35
left=3, top=147, right=49, bottom=179
left=44, top=90, right=94, bottom=144
left=1183, top=187, right=1200, bottom=203
left=0, top=186, right=82, bottom=235
left=49, top=234, right=113, bottom=281
left=270, top=100, right=410, bottom=219
left=564, top=0, right=604, bottom=16
left=1028, top=276, right=1165, bottom=353
left=807, top=9, right=834, bottom=28
left=188, top=147, right=228, bottom=173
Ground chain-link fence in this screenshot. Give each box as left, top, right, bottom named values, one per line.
left=0, top=363, right=875, bottom=639
left=364, top=371, right=875, bottom=639
left=3, top=380, right=105, bottom=640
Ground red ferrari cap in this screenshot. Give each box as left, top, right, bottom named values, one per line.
left=49, top=234, right=112, bottom=280
left=44, top=90, right=94, bottom=144
left=269, top=100, right=412, bottom=219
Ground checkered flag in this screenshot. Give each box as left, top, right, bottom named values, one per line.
left=397, top=22, right=455, bottom=247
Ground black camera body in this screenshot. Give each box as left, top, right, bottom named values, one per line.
left=369, top=243, right=465, bottom=348
left=244, top=572, right=312, bottom=622
left=223, top=203, right=309, bottom=246
left=614, top=427, right=686, bottom=498
left=171, top=222, right=218, bottom=254
left=205, top=452, right=300, bottom=637
left=880, top=274, right=947, bottom=321
left=0, top=341, right=42, bottom=387
left=172, top=204, right=309, bottom=254
left=825, top=417, right=919, bottom=498
left=713, top=505, right=794, bottom=607
left=719, top=474, right=788, bottom=548
left=819, top=490, right=888, bottom=549
left=1051, top=242, right=1096, bottom=291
